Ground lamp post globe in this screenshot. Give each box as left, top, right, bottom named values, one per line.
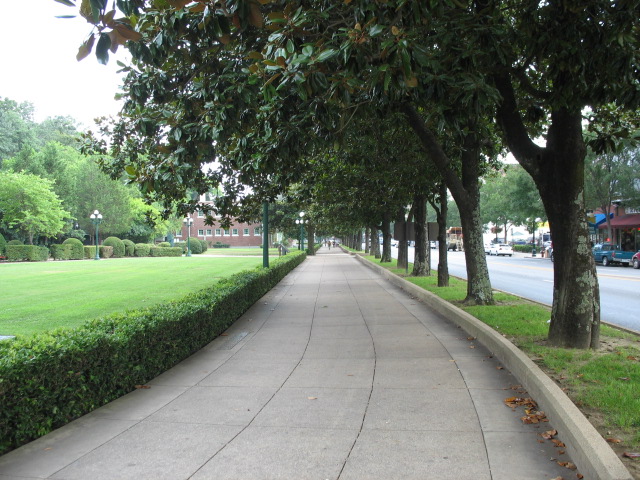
left=89, top=210, right=103, bottom=260
left=183, top=216, right=194, bottom=257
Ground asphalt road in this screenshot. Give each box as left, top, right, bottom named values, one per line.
left=389, top=246, right=640, bottom=333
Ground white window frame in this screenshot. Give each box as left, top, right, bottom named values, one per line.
left=215, top=229, right=221, bottom=236
left=243, top=228, right=249, bottom=236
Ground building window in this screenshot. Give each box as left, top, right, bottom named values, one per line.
left=206, top=229, right=212, bottom=236
left=224, top=229, right=230, bottom=236
left=175, top=231, right=182, bottom=238
left=243, top=228, right=249, bottom=236
left=254, top=227, right=261, bottom=236
left=232, top=228, right=239, bottom=236
left=197, top=210, right=204, bottom=218
left=215, top=229, right=221, bottom=236
left=197, top=229, right=204, bottom=236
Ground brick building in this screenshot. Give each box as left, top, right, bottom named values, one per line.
left=176, top=197, right=264, bottom=247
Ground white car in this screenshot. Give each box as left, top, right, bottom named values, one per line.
left=489, top=244, right=513, bottom=256
left=484, top=243, right=492, bottom=254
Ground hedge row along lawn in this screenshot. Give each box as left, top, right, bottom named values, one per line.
left=358, top=253, right=640, bottom=475
left=0, top=252, right=306, bottom=455
left=0, top=257, right=263, bottom=337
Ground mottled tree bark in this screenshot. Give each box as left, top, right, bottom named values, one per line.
left=412, top=193, right=429, bottom=276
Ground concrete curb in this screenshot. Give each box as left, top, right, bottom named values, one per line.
left=351, top=252, right=633, bottom=480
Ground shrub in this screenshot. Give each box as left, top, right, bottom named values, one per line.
left=84, top=246, right=96, bottom=259
left=99, top=246, right=114, bottom=258
left=6, top=245, right=49, bottom=262
left=157, top=241, right=171, bottom=248
left=62, top=238, right=84, bottom=260
left=0, top=233, right=6, bottom=256
left=199, top=238, right=208, bottom=253
left=50, top=244, right=73, bottom=260
left=187, top=238, right=203, bottom=254
left=213, top=242, right=230, bottom=248
left=0, top=251, right=307, bottom=454
left=103, top=237, right=125, bottom=258
left=122, top=239, right=135, bottom=257
left=149, top=247, right=183, bottom=257
left=7, top=240, right=23, bottom=246
left=513, top=244, right=534, bottom=253
left=134, top=243, right=151, bottom=257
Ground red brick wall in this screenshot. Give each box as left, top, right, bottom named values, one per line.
left=177, top=216, right=263, bottom=247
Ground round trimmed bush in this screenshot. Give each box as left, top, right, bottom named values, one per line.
left=198, top=239, right=208, bottom=253
left=134, top=243, right=151, bottom=257
left=157, top=241, right=171, bottom=248
left=0, top=233, right=6, bottom=255
left=62, top=238, right=84, bottom=260
left=103, top=237, right=125, bottom=257
left=122, top=239, right=135, bottom=257
left=7, top=240, right=23, bottom=245
left=187, top=238, right=203, bottom=254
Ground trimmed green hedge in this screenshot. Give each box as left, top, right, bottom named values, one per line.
left=134, top=243, right=151, bottom=257
left=99, top=246, right=114, bottom=259
left=5, top=245, right=49, bottom=262
left=0, top=233, right=6, bottom=255
left=122, top=239, right=135, bottom=257
left=213, top=242, right=230, bottom=248
left=149, top=246, right=183, bottom=257
left=62, top=238, right=84, bottom=260
left=50, top=244, right=73, bottom=260
left=513, top=244, right=534, bottom=253
left=103, top=237, right=125, bottom=258
left=0, top=251, right=306, bottom=454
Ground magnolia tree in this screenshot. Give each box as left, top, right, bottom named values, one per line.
left=62, top=0, right=640, bottom=348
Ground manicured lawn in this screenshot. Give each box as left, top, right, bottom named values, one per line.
left=0, top=256, right=263, bottom=337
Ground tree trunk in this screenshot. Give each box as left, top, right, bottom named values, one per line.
left=381, top=212, right=392, bottom=263
left=412, top=193, right=429, bottom=276
left=396, top=207, right=408, bottom=270
left=495, top=75, right=600, bottom=348
left=364, top=228, right=370, bottom=254
left=307, top=224, right=315, bottom=255
left=371, top=227, right=381, bottom=259
left=429, top=182, right=450, bottom=287
left=401, top=104, right=493, bottom=304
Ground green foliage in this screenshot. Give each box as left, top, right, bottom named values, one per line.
left=513, top=244, right=534, bottom=253
left=0, top=171, right=70, bottom=244
left=99, top=246, right=114, bottom=259
left=157, top=241, right=171, bottom=247
left=102, top=236, right=125, bottom=258
left=6, top=245, right=49, bottom=262
left=50, top=244, right=73, bottom=261
left=62, top=238, right=84, bottom=260
left=187, top=238, right=203, bottom=254
left=0, top=252, right=306, bottom=454
left=0, top=233, right=6, bottom=255
left=134, top=243, right=151, bottom=257
left=149, top=247, right=183, bottom=257
left=83, top=246, right=96, bottom=259
left=121, top=239, right=135, bottom=256
left=199, top=238, right=208, bottom=253
left=7, top=240, right=23, bottom=246
left=213, top=242, right=230, bottom=248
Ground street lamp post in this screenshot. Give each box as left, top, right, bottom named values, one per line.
left=296, top=211, right=309, bottom=252
left=528, top=217, right=542, bottom=257
left=183, top=216, right=194, bottom=257
left=89, top=210, right=102, bottom=260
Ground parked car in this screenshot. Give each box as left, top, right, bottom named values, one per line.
left=488, top=244, right=513, bottom=256
left=592, top=243, right=635, bottom=267
left=484, top=243, right=492, bottom=254
left=632, top=252, right=640, bottom=269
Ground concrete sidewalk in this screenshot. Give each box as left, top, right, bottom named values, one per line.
left=1, top=247, right=575, bottom=479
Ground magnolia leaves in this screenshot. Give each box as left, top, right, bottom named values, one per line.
left=59, top=0, right=142, bottom=64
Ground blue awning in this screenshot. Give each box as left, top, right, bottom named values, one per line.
left=589, top=213, right=613, bottom=227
